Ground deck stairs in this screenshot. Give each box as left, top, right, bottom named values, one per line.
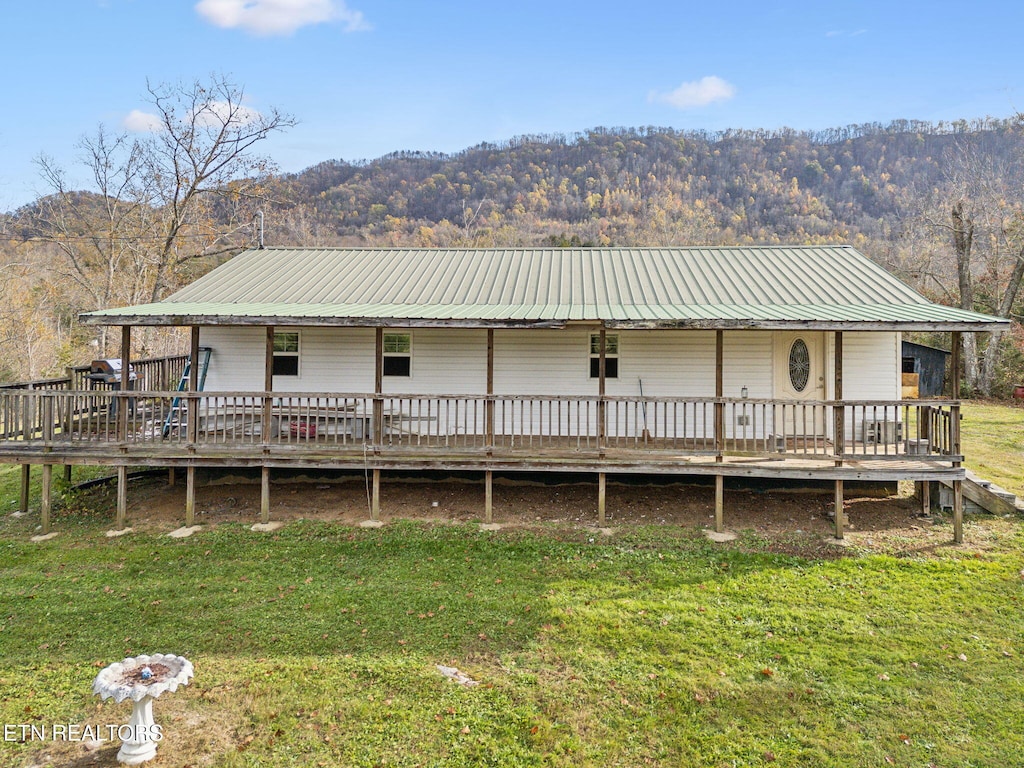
left=939, top=470, right=1022, bottom=515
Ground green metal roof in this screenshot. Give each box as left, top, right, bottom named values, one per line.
left=80, top=246, right=1010, bottom=331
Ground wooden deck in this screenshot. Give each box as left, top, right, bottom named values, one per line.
left=0, top=388, right=966, bottom=541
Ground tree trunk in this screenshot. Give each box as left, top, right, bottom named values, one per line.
left=951, top=201, right=981, bottom=392
left=978, top=245, right=1024, bottom=395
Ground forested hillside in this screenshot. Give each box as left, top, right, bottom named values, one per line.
left=2, top=113, right=1023, bottom=393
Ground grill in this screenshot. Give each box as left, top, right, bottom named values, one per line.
left=87, top=359, right=137, bottom=386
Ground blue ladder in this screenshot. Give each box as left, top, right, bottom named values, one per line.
left=162, top=347, right=212, bottom=438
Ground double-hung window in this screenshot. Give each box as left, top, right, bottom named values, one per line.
left=272, top=331, right=300, bottom=376
left=589, top=333, right=619, bottom=379
left=383, top=332, right=412, bottom=377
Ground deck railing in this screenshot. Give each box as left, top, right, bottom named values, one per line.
left=0, top=389, right=960, bottom=463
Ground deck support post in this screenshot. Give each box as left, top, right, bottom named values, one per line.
left=168, top=467, right=176, bottom=487
left=953, top=479, right=963, bottom=544
left=261, top=466, right=271, bottom=524
left=116, top=465, right=128, bottom=529
left=41, top=464, right=52, bottom=535
left=715, top=474, right=724, bottom=533
left=64, top=465, right=72, bottom=483
left=485, top=470, right=493, bottom=523
left=371, top=469, right=381, bottom=521
left=715, top=331, right=724, bottom=462
left=185, top=466, right=195, bottom=526
left=918, top=481, right=931, bottom=516
left=834, top=480, right=844, bottom=539
left=598, top=472, right=606, bottom=525
left=19, top=464, right=30, bottom=514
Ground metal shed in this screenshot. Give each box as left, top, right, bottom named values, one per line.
left=901, top=340, right=950, bottom=397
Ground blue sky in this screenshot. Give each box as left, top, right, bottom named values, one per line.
left=1, top=0, right=1021, bottom=210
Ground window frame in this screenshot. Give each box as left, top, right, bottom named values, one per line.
left=272, top=330, right=300, bottom=377
left=382, top=332, right=412, bottom=377
left=589, top=333, right=619, bottom=379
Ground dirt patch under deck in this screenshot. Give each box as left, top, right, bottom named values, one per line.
left=62, top=469, right=975, bottom=557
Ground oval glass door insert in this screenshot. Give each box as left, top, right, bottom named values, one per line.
left=789, top=339, right=810, bottom=392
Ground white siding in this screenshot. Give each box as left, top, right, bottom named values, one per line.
left=198, top=327, right=898, bottom=400
left=835, top=332, right=900, bottom=401
left=391, top=329, right=487, bottom=395
left=199, top=327, right=375, bottom=392
left=199, top=327, right=264, bottom=391
left=493, top=329, right=592, bottom=396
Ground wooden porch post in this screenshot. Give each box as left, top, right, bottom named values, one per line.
left=374, top=328, right=384, bottom=450
left=951, top=400, right=963, bottom=544
left=190, top=327, right=201, bottom=391
left=953, top=480, right=964, bottom=544
left=920, top=480, right=931, bottom=516
left=598, top=328, right=606, bottom=456
left=116, top=465, right=128, bottom=529
left=598, top=472, right=606, bottom=525
left=261, top=327, right=274, bottom=524
left=41, top=464, right=52, bottom=535
left=949, top=332, right=961, bottom=398
left=19, top=464, right=29, bottom=514
left=834, top=331, right=844, bottom=467
left=715, top=330, right=724, bottom=461
left=486, top=329, right=494, bottom=456
left=118, top=325, right=131, bottom=441
left=833, top=331, right=845, bottom=538
left=186, top=327, right=201, bottom=448
left=263, top=327, right=274, bottom=438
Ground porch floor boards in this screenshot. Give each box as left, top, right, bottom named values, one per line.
left=0, top=430, right=963, bottom=483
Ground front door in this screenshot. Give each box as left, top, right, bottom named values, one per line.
left=774, top=332, right=826, bottom=437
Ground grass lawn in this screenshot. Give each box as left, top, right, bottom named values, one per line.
left=1, top=400, right=1022, bottom=767
left=2, top=513, right=1024, bottom=767
left=959, top=400, right=1024, bottom=498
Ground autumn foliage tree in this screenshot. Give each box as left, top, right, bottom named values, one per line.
left=26, top=75, right=295, bottom=357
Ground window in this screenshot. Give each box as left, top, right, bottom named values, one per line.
left=272, top=331, right=300, bottom=376
left=589, top=333, right=619, bottom=379
left=788, top=338, right=810, bottom=392
left=383, top=332, right=411, bottom=377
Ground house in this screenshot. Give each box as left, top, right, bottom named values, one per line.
left=0, top=246, right=1010, bottom=541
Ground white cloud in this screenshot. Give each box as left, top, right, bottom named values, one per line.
left=649, top=76, right=736, bottom=110
left=191, top=100, right=264, bottom=127
left=123, top=109, right=164, bottom=132
left=195, top=0, right=370, bottom=36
